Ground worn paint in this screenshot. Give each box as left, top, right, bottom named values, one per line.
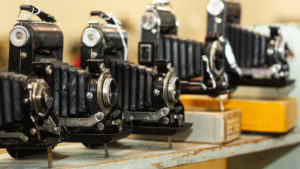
left=0, top=129, right=299, bottom=169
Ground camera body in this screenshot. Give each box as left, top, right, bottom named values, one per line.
left=81, top=11, right=128, bottom=69
left=139, top=1, right=177, bottom=67
left=207, top=0, right=293, bottom=87
left=0, top=5, right=61, bottom=158
left=139, top=1, right=232, bottom=95
left=81, top=11, right=190, bottom=136
left=0, top=71, right=57, bottom=158
left=6, top=5, right=128, bottom=158
left=207, top=0, right=241, bottom=36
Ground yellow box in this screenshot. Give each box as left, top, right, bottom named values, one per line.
left=180, top=95, right=298, bottom=133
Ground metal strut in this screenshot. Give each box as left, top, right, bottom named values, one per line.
left=47, top=146, right=53, bottom=168
left=219, top=96, right=224, bottom=112
left=104, top=144, right=109, bottom=158
left=168, top=136, right=173, bottom=149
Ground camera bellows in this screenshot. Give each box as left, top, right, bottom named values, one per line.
left=106, top=59, right=156, bottom=111
left=35, top=62, right=87, bottom=117
left=0, top=72, right=26, bottom=127
left=160, top=35, right=204, bottom=80
left=226, top=24, right=267, bottom=68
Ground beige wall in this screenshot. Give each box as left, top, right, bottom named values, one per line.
left=0, top=0, right=299, bottom=63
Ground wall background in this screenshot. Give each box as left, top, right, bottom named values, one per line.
left=0, top=0, right=300, bottom=169
left=1, top=0, right=300, bottom=63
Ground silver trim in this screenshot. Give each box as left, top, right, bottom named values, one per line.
left=206, top=0, right=225, bottom=16
left=241, top=64, right=282, bottom=79
left=0, top=131, right=28, bottom=142
left=102, top=77, right=117, bottom=107
left=9, top=26, right=30, bottom=47
left=123, top=107, right=169, bottom=122
left=163, top=70, right=178, bottom=108
left=96, top=67, right=116, bottom=115
left=43, top=116, right=60, bottom=135
left=29, top=79, right=52, bottom=118
left=203, top=55, right=217, bottom=89
left=82, top=27, right=101, bottom=48
left=141, top=11, right=158, bottom=30
left=209, top=40, right=225, bottom=77
left=167, top=76, right=180, bottom=103
left=59, top=112, right=103, bottom=127
left=274, top=35, right=286, bottom=61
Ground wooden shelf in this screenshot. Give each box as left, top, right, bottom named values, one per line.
left=1, top=128, right=300, bottom=169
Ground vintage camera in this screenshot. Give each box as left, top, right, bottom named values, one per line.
left=8, top=5, right=129, bottom=159
left=0, top=71, right=58, bottom=158
left=0, top=5, right=62, bottom=159
left=81, top=11, right=191, bottom=143
left=207, top=0, right=293, bottom=87
left=139, top=0, right=232, bottom=95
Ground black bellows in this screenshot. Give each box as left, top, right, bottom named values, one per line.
left=226, top=24, right=268, bottom=68
left=0, top=71, right=26, bottom=128
left=105, top=59, right=155, bottom=111
left=159, top=35, right=204, bottom=80
left=43, top=62, right=87, bottom=117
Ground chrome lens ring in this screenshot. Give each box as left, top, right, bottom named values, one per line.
left=82, top=27, right=101, bottom=48
left=30, top=78, right=53, bottom=118
left=9, top=25, right=30, bottom=47
left=102, top=77, right=118, bottom=107
left=209, top=40, right=225, bottom=78
left=167, top=76, right=180, bottom=103
left=97, top=70, right=117, bottom=114
left=163, top=71, right=180, bottom=108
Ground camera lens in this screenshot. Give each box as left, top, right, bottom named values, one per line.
left=82, top=28, right=101, bottom=47
left=102, top=77, right=118, bottom=107
left=142, top=12, right=157, bottom=30
left=209, top=40, right=225, bottom=77
left=167, top=76, right=180, bottom=103
left=30, top=79, right=52, bottom=117
left=214, top=49, right=225, bottom=72
left=9, top=26, right=30, bottom=47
